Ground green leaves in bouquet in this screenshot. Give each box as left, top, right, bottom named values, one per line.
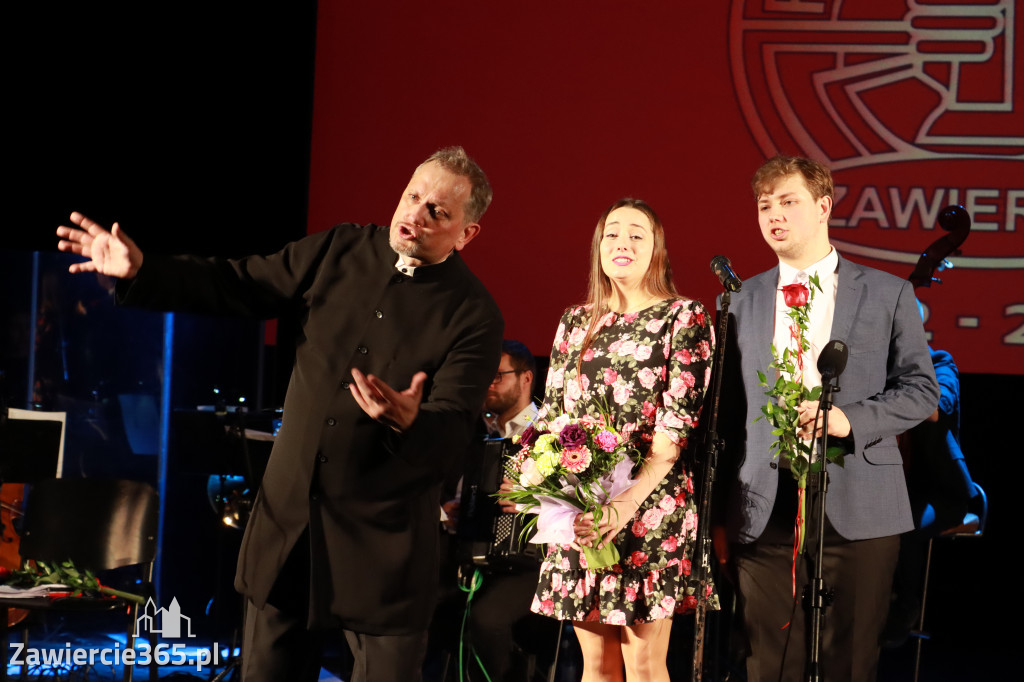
left=4, top=559, right=145, bottom=603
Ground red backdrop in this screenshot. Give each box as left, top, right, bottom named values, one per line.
left=307, top=1, right=1023, bottom=375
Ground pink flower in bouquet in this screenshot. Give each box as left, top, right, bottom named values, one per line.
left=560, top=445, right=592, bottom=473
left=595, top=429, right=619, bottom=452
left=549, top=413, right=571, bottom=433
left=519, top=458, right=545, bottom=487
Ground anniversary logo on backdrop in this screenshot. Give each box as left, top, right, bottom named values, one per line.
left=730, top=0, right=1023, bottom=373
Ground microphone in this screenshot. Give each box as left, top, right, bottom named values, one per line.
left=710, top=255, right=743, bottom=292
left=817, top=339, right=849, bottom=382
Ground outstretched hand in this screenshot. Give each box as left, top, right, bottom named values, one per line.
left=349, top=368, right=426, bottom=432
left=56, top=212, right=143, bottom=278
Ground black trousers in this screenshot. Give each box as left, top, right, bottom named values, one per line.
left=242, top=599, right=429, bottom=682
left=241, top=529, right=429, bottom=682
left=733, top=480, right=900, bottom=682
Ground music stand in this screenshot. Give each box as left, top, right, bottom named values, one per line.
left=0, top=412, right=63, bottom=484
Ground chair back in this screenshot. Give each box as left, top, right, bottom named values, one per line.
left=19, top=478, right=158, bottom=571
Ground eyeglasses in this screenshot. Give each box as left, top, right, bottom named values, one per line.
left=491, top=370, right=519, bottom=384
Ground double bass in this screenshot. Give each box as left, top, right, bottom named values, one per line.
left=908, top=204, right=971, bottom=289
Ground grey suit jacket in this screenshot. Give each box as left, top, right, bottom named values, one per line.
left=718, top=254, right=939, bottom=542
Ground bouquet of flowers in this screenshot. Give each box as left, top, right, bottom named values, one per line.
left=756, top=274, right=843, bottom=557
left=503, top=411, right=640, bottom=570
left=2, top=559, right=144, bottom=603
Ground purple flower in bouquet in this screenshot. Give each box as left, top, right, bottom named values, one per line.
left=519, top=424, right=540, bottom=447
left=558, top=423, right=587, bottom=448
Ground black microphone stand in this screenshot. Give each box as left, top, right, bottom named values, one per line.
left=805, top=370, right=839, bottom=682
left=691, top=288, right=732, bottom=682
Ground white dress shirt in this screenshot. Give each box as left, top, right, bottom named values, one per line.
left=773, top=247, right=840, bottom=391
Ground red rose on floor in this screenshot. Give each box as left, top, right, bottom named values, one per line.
left=781, top=283, right=810, bottom=308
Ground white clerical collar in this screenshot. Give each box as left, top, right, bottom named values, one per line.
left=778, top=246, right=839, bottom=286
left=394, top=250, right=455, bottom=277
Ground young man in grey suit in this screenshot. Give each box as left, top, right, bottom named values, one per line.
left=57, top=147, right=504, bottom=682
left=714, top=155, right=939, bottom=682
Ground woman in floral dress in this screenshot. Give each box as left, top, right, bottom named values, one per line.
left=528, top=199, right=715, bottom=681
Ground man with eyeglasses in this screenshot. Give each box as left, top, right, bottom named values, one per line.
left=483, top=340, right=540, bottom=439
left=431, top=339, right=549, bottom=681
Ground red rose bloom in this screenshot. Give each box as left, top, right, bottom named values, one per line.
left=781, top=283, right=810, bottom=308
left=631, top=551, right=648, bottom=566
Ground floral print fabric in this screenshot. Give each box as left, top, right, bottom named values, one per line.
left=530, top=298, right=719, bottom=624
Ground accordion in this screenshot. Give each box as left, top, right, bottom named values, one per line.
left=457, top=437, right=541, bottom=570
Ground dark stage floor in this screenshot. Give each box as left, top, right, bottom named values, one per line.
left=2, top=592, right=1012, bottom=682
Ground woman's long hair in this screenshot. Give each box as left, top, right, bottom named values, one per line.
left=576, top=198, right=679, bottom=378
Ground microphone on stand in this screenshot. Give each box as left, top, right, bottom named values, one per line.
left=817, top=339, right=849, bottom=383
left=710, top=255, right=743, bottom=292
